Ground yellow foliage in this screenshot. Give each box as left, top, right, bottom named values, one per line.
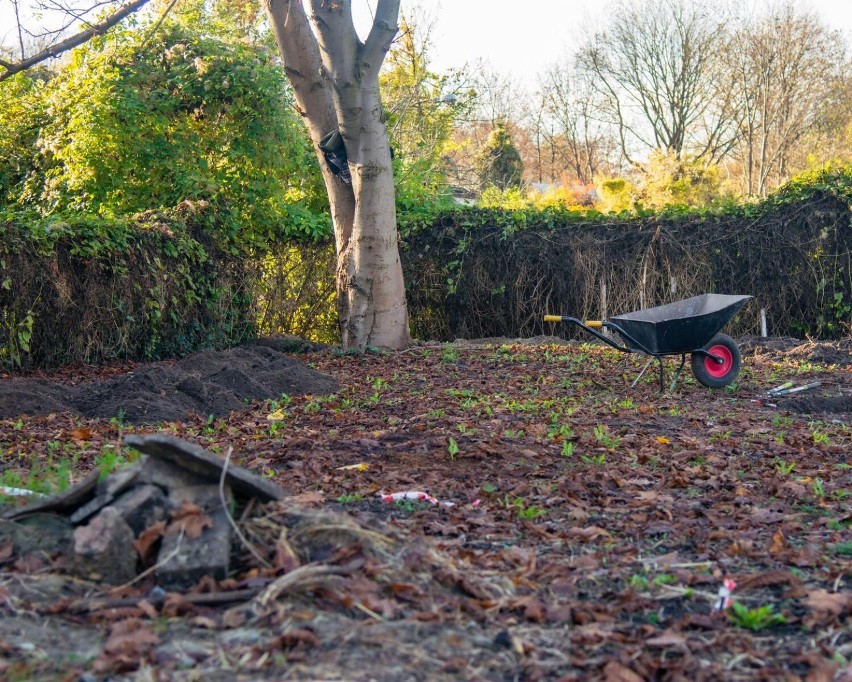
left=595, top=176, right=637, bottom=213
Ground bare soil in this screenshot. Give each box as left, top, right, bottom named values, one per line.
left=0, top=335, right=850, bottom=681
left=0, top=337, right=336, bottom=424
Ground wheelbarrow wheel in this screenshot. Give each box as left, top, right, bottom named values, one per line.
left=690, top=333, right=741, bottom=388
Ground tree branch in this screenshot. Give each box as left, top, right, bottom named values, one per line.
left=0, top=0, right=151, bottom=81
left=362, top=0, right=399, bottom=75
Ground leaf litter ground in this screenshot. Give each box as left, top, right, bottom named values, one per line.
left=0, top=336, right=850, bottom=681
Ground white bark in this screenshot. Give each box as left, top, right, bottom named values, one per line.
left=265, top=0, right=409, bottom=351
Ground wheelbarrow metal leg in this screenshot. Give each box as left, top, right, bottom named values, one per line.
left=632, top=358, right=655, bottom=387
left=668, top=354, right=687, bottom=392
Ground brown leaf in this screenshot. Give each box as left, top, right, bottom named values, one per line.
left=132, top=520, right=166, bottom=563
left=92, top=618, right=159, bottom=674
left=603, top=661, right=644, bottom=682
left=166, top=502, right=213, bottom=540
left=805, top=589, right=851, bottom=618
left=646, top=631, right=689, bottom=649
left=162, top=592, right=195, bottom=618
left=768, top=529, right=787, bottom=555
left=136, top=599, right=159, bottom=620
left=285, top=490, right=325, bottom=506
left=0, top=541, right=14, bottom=563
left=566, top=526, right=611, bottom=542
left=70, top=427, right=93, bottom=442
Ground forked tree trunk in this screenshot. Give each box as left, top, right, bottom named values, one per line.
left=265, top=0, right=410, bottom=352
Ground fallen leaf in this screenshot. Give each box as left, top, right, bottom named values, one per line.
left=0, top=542, right=14, bottom=563
left=266, top=409, right=286, bottom=421
left=70, top=427, right=93, bottom=442
left=566, top=526, right=611, bottom=541
left=646, top=631, right=689, bottom=649
left=805, top=589, right=851, bottom=618
left=92, top=618, right=159, bottom=674
left=132, top=520, right=166, bottom=563
left=166, top=502, right=213, bottom=540
left=656, top=436, right=670, bottom=445
left=768, top=529, right=787, bottom=555
left=285, top=490, right=325, bottom=506
left=603, top=660, right=644, bottom=682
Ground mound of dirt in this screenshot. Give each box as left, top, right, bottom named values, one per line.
left=0, top=339, right=338, bottom=424
left=739, top=335, right=852, bottom=366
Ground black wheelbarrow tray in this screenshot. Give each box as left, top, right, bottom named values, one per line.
left=544, top=294, right=752, bottom=390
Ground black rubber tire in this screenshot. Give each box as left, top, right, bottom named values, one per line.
left=690, top=333, right=741, bottom=388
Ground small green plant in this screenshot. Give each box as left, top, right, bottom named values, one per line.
left=652, top=574, right=677, bottom=586
left=509, top=497, right=547, bottom=520
left=628, top=574, right=649, bottom=590
left=448, top=437, right=459, bottom=460
left=727, top=602, right=787, bottom=631
left=93, top=444, right=133, bottom=479
left=812, top=431, right=831, bottom=445
left=441, top=347, right=460, bottom=363
left=109, top=407, right=126, bottom=428
left=548, top=423, right=575, bottom=440
left=337, top=493, right=364, bottom=504
left=772, top=413, right=794, bottom=427
left=774, top=459, right=796, bottom=475
left=481, top=483, right=498, bottom=493
left=561, top=441, right=575, bottom=457
left=593, top=424, right=620, bottom=449
left=811, top=478, right=826, bottom=499
left=830, top=541, right=852, bottom=557
left=581, top=453, right=606, bottom=465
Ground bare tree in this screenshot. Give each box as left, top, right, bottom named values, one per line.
left=576, top=0, right=737, bottom=164
left=0, top=0, right=152, bottom=80
left=726, top=2, right=848, bottom=196
left=533, top=59, right=619, bottom=185
left=1, top=0, right=410, bottom=351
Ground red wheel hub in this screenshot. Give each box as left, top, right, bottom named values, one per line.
left=704, top=344, right=733, bottom=378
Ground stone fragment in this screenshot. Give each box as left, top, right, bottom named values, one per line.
left=156, top=484, right=232, bottom=590
left=124, top=434, right=287, bottom=501
left=110, top=484, right=169, bottom=536
left=69, top=463, right=143, bottom=525
left=70, top=507, right=137, bottom=584
left=0, top=513, right=74, bottom=556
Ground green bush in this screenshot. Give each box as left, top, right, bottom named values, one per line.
left=0, top=203, right=253, bottom=368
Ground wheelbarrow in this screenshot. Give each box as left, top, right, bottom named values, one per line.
left=544, top=294, right=752, bottom=390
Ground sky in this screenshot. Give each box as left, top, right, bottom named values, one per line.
left=2, top=0, right=852, bottom=86
left=353, top=0, right=852, bottom=87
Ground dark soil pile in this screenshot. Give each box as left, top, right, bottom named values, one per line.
left=0, top=338, right=338, bottom=424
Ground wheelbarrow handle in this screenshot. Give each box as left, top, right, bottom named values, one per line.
left=544, top=315, right=602, bottom=328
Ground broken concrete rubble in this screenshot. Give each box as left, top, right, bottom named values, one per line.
left=0, top=434, right=288, bottom=587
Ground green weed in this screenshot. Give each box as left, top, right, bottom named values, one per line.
left=774, top=459, right=796, bottom=475
left=727, top=602, right=787, bottom=631
left=448, top=437, right=460, bottom=460
left=593, top=424, right=620, bottom=448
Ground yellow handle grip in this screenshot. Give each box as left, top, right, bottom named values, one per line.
left=585, top=320, right=603, bottom=328
left=543, top=315, right=563, bottom=322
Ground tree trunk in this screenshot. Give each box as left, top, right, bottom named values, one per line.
left=265, top=0, right=409, bottom=352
